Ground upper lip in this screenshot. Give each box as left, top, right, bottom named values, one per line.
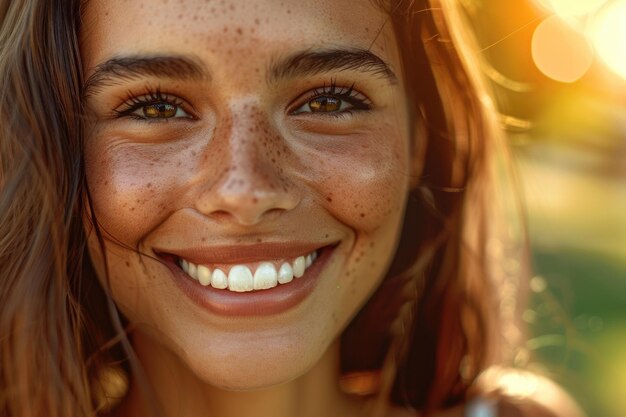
left=155, top=241, right=335, bottom=265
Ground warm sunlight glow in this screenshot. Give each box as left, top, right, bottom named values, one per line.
left=589, top=0, right=626, bottom=81
left=549, top=0, right=608, bottom=17
left=532, top=16, right=594, bottom=83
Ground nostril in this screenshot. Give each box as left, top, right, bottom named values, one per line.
left=209, top=210, right=234, bottom=223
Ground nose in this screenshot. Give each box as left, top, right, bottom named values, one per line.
left=193, top=100, right=300, bottom=226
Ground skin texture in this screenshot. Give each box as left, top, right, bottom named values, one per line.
left=80, top=1, right=417, bottom=416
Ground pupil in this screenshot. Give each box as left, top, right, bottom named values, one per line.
left=144, top=103, right=176, bottom=118
left=309, top=97, right=340, bottom=112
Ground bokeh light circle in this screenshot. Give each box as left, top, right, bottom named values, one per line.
left=549, top=0, right=608, bottom=17
left=589, top=0, right=626, bottom=81
left=532, top=15, right=594, bottom=83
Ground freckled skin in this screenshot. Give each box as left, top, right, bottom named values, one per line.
left=81, top=0, right=414, bottom=416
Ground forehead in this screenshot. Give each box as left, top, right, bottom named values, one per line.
left=80, top=0, right=395, bottom=74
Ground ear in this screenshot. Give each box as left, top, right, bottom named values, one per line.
left=409, top=113, right=428, bottom=190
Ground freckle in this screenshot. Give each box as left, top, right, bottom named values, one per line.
left=287, top=9, right=291, bottom=13
left=236, top=27, right=243, bottom=35
left=146, top=182, right=152, bottom=188
left=360, top=213, right=365, bottom=217
left=201, top=237, right=206, bottom=242
left=254, top=18, right=260, bottom=24
left=325, top=234, right=329, bottom=238
left=256, top=238, right=262, bottom=243
left=178, top=13, right=183, bottom=19
left=326, top=197, right=332, bottom=202
left=223, top=27, right=228, bottom=33
left=125, top=261, right=130, bottom=267
left=252, top=197, right=258, bottom=204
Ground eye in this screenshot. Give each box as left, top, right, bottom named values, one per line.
left=290, top=82, right=372, bottom=116
left=132, top=102, right=189, bottom=119
left=114, top=90, right=193, bottom=121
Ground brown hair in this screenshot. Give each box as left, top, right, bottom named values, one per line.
left=341, top=0, right=512, bottom=413
left=0, top=0, right=520, bottom=416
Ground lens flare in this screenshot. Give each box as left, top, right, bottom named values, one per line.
left=532, top=15, right=594, bottom=83
left=549, top=0, right=608, bottom=17
left=588, top=0, right=626, bottom=81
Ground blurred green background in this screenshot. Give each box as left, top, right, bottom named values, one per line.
left=467, top=1, right=626, bottom=416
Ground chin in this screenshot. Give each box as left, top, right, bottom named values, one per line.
left=181, top=339, right=327, bottom=391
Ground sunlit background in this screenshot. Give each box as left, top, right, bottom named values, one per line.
left=466, top=1, right=626, bottom=416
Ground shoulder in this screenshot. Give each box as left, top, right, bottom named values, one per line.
left=471, top=366, right=587, bottom=417
left=386, top=366, right=586, bottom=417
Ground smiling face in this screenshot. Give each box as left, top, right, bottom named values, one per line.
left=81, top=0, right=412, bottom=390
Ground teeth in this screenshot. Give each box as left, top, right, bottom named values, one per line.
left=228, top=265, right=254, bottom=292
left=197, top=265, right=211, bottom=286
left=293, top=256, right=305, bottom=278
left=178, top=249, right=319, bottom=292
left=211, top=268, right=228, bottom=289
left=253, top=262, right=278, bottom=290
left=278, top=263, right=294, bottom=284
left=188, top=262, right=198, bottom=280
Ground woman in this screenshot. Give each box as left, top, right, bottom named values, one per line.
left=0, top=0, right=584, bottom=416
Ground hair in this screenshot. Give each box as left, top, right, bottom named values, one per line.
left=0, top=0, right=523, bottom=416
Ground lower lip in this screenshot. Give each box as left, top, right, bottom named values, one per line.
left=162, top=245, right=337, bottom=317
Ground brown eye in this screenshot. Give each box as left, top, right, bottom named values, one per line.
left=308, top=96, right=341, bottom=112
left=143, top=103, right=178, bottom=118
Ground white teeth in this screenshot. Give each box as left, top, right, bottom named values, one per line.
left=293, top=256, right=305, bottom=278
left=253, top=262, right=278, bottom=290
left=188, top=262, right=198, bottom=280
left=211, top=268, right=228, bottom=289
left=197, top=265, right=211, bottom=286
left=228, top=265, right=254, bottom=292
left=278, top=263, right=294, bottom=284
left=178, top=249, right=320, bottom=291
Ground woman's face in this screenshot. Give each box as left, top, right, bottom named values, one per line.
left=82, top=0, right=412, bottom=390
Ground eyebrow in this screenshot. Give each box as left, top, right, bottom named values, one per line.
left=269, top=48, right=398, bottom=84
left=83, top=55, right=208, bottom=97
left=82, top=47, right=397, bottom=97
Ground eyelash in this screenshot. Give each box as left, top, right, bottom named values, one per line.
left=113, top=79, right=372, bottom=122
left=114, top=88, right=191, bottom=121
left=290, top=79, right=372, bottom=118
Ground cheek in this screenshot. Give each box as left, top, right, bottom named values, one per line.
left=84, top=137, right=196, bottom=244
left=306, top=122, right=409, bottom=231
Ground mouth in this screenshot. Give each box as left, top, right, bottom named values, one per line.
left=156, top=243, right=338, bottom=317
left=177, top=249, right=319, bottom=292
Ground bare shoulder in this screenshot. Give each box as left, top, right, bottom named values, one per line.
left=472, top=366, right=587, bottom=417
left=385, top=366, right=586, bottom=417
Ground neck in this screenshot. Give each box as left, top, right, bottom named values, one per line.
left=113, top=331, right=366, bottom=417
